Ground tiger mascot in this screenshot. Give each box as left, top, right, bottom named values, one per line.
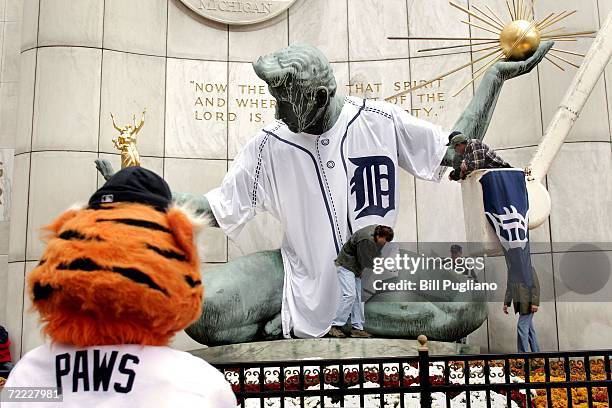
left=2, top=167, right=236, bottom=407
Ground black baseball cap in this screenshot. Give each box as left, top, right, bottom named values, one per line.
left=446, top=131, right=464, bottom=146
left=88, top=167, right=172, bottom=211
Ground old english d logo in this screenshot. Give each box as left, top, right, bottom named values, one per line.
left=349, top=156, right=395, bottom=219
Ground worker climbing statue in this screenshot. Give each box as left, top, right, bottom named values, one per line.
left=95, top=42, right=554, bottom=345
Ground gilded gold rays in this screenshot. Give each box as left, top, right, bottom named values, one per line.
left=386, top=0, right=596, bottom=100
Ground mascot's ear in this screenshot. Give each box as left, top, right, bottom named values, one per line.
left=166, top=207, right=199, bottom=264
left=42, top=208, right=81, bottom=240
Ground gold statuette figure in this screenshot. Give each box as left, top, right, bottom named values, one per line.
left=111, top=109, right=146, bottom=168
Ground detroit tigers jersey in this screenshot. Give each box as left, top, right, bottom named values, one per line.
left=2, top=343, right=236, bottom=407
left=206, top=96, right=449, bottom=338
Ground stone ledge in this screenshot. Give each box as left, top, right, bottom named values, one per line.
left=191, top=338, right=479, bottom=364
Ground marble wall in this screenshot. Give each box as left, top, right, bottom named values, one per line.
left=0, top=0, right=21, bottom=337
left=4, top=0, right=612, bottom=359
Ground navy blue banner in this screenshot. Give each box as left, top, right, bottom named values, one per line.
left=480, top=169, right=534, bottom=287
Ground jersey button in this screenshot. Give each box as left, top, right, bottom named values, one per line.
left=327, top=160, right=335, bottom=169
left=321, top=138, right=329, bottom=146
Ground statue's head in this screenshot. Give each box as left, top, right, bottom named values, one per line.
left=253, top=44, right=337, bottom=134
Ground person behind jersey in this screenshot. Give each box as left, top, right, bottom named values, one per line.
left=450, top=244, right=478, bottom=281
left=504, top=266, right=541, bottom=353
left=328, top=225, right=394, bottom=338
left=2, top=167, right=236, bottom=407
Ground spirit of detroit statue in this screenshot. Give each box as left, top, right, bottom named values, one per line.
left=97, top=42, right=552, bottom=345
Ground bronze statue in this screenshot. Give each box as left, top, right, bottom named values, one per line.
left=97, top=42, right=553, bottom=346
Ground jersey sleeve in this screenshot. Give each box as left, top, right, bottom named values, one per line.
left=391, top=104, right=449, bottom=181
left=205, top=135, right=272, bottom=241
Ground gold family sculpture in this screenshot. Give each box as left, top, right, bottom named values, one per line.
left=111, top=109, right=146, bottom=168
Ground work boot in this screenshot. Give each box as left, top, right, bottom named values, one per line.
left=350, top=328, right=373, bottom=338
left=326, top=326, right=346, bottom=338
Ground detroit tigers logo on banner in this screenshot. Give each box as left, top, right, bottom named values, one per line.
left=480, top=169, right=534, bottom=287
left=485, top=205, right=529, bottom=250
left=480, top=170, right=530, bottom=250
left=349, top=156, right=396, bottom=219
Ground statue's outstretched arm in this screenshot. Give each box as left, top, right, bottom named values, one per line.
left=94, top=158, right=219, bottom=226
left=442, top=41, right=553, bottom=166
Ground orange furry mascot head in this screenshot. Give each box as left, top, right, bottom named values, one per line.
left=27, top=167, right=203, bottom=347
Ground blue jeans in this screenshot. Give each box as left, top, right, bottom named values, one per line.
left=332, top=266, right=364, bottom=330
left=517, top=313, right=540, bottom=352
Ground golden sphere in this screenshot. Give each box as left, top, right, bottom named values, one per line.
left=499, top=20, right=541, bottom=60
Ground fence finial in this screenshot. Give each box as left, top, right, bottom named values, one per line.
left=417, top=334, right=428, bottom=352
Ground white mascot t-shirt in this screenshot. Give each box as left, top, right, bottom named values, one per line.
left=2, top=343, right=236, bottom=407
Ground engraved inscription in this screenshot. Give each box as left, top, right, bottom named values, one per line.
left=178, top=0, right=296, bottom=25
left=187, top=78, right=447, bottom=123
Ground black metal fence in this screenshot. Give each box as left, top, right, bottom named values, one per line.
left=213, top=339, right=612, bottom=407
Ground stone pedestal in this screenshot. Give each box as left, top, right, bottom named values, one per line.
left=191, top=338, right=478, bottom=364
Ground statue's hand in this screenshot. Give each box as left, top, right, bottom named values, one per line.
left=95, top=159, right=115, bottom=181
left=172, top=191, right=201, bottom=207
left=172, top=192, right=218, bottom=226
left=491, top=41, right=553, bottom=80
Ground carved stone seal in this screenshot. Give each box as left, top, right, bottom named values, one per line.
left=178, top=0, right=296, bottom=25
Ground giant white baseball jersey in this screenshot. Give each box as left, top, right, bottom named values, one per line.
left=2, top=343, right=236, bottom=407
left=207, top=96, right=449, bottom=338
